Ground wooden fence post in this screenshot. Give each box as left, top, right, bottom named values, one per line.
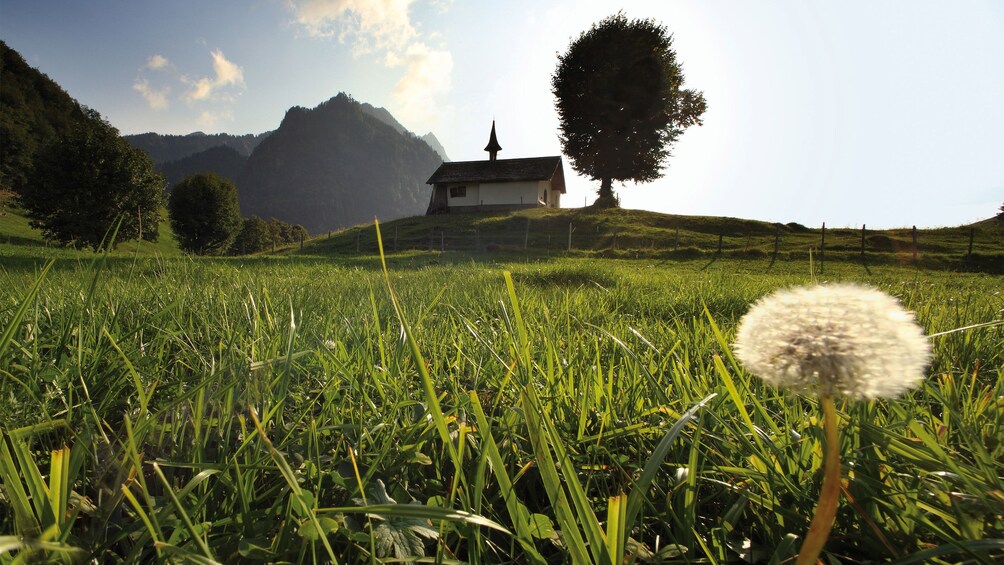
left=820, top=222, right=825, bottom=273
left=912, top=225, right=918, bottom=260
left=568, top=222, right=573, bottom=251
left=860, top=224, right=866, bottom=256
left=440, top=230, right=445, bottom=252
left=524, top=217, right=530, bottom=250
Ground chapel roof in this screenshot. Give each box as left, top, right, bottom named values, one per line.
left=426, top=156, right=566, bottom=193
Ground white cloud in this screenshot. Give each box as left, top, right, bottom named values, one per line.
left=211, top=50, right=244, bottom=87
left=133, top=49, right=244, bottom=131
left=183, top=50, right=245, bottom=102
left=132, top=79, right=170, bottom=111
left=286, top=0, right=454, bottom=131
left=145, top=54, right=170, bottom=70
left=196, top=109, right=234, bottom=130
left=391, top=41, right=452, bottom=131
left=184, top=77, right=213, bottom=101
left=287, top=0, right=417, bottom=53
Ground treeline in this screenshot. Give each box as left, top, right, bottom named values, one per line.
left=167, top=172, right=308, bottom=256
left=230, top=216, right=309, bottom=255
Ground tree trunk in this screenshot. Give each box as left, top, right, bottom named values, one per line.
left=598, top=177, right=613, bottom=199
left=593, top=177, right=619, bottom=208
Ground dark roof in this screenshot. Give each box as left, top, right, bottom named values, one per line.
left=426, top=156, right=566, bottom=193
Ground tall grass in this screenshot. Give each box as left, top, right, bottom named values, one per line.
left=1, top=250, right=1001, bottom=562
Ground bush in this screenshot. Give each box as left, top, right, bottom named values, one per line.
left=229, top=216, right=271, bottom=255
left=168, top=173, right=242, bottom=255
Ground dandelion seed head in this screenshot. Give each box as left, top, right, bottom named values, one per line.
left=734, top=284, right=931, bottom=400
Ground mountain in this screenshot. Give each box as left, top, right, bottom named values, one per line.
left=358, top=102, right=408, bottom=135
left=160, top=145, right=247, bottom=188
left=357, top=101, right=450, bottom=161
left=421, top=132, right=450, bottom=161
left=124, top=131, right=270, bottom=164
left=238, top=93, right=444, bottom=233
left=0, top=40, right=89, bottom=191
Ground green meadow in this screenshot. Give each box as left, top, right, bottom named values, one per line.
left=2, top=231, right=1002, bottom=563
left=2, top=196, right=1003, bottom=563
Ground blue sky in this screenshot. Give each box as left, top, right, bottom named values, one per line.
left=2, top=0, right=1002, bottom=228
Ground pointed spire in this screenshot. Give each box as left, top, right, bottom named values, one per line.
left=484, top=120, right=502, bottom=161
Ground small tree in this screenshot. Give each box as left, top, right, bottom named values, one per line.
left=229, top=216, right=272, bottom=255
left=290, top=224, right=309, bottom=245
left=19, top=108, right=164, bottom=249
left=552, top=13, right=706, bottom=206
left=168, top=173, right=243, bottom=255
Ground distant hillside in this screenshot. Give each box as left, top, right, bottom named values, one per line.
left=160, top=145, right=247, bottom=188
left=238, top=93, right=444, bottom=233
left=124, top=131, right=270, bottom=164
left=0, top=40, right=89, bottom=191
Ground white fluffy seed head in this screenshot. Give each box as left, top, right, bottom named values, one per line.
left=734, top=284, right=931, bottom=400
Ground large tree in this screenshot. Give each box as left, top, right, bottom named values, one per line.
left=19, top=108, right=164, bottom=249
left=552, top=13, right=706, bottom=206
left=168, top=173, right=243, bottom=255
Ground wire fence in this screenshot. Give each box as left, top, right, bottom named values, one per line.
left=328, top=221, right=1001, bottom=259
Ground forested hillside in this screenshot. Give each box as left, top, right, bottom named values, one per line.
left=0, top=40, right=88, bottom=191
left=160, top=145, right=247, bottom=188
left=124, top=131, right=270, bottom=164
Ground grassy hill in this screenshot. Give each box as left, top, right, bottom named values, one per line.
left=302, top=206, right=1004, bottom=272
left=3, top=189, right=1001, bottom=272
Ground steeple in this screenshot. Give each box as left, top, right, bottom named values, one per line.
left=484, top=120, right=502, bottom=161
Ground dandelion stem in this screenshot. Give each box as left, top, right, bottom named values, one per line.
left=796, top=395, right=841, bottom=565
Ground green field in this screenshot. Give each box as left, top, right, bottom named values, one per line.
left=2, top=194, right=1004, bottom=562
left=1, top=227, right=1002, bottom=563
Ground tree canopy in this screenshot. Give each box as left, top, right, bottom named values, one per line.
left=18, top=108, right=164, bottom=250
left=552, top=13, right=706, bottom=206
left=168, top=173, right=243, bottom=255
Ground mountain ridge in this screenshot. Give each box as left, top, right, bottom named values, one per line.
left=237, top=93, right=444, bottom=233
left=124, top=131, right=271, bottom=164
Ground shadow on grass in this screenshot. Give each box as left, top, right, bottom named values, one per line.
left=1, top=235, right=51, bottom=248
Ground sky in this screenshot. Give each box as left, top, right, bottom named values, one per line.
left=2, top=0, right=1002, bottom=228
